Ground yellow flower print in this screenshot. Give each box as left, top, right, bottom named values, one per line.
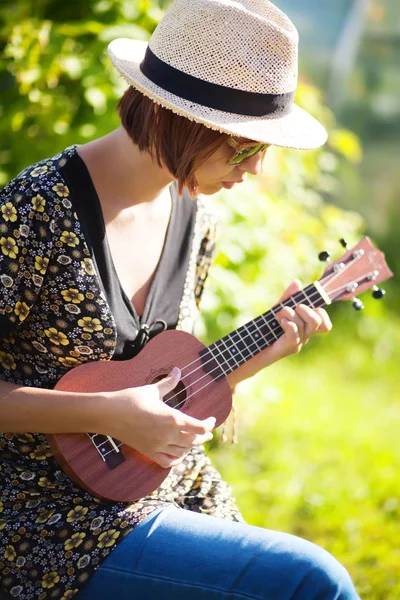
left=4, top=544, right=16, bottom=561
left=67, top=505, right=88, bottom=523
left=64, top=532, right=86, bottom=551
left=62, top=590, right=79, bottom=599
left=0, top=236, right=18, bottom=259
left=29, top=445, right=52, bottom=460
left=78, top=317, right=102, bottom=333
left=38, top=477, right=56, bottom=489
left=14, top=301, right=29, bottom=322
left=60, top=230, right=78, bottom=247
left=61, top=288, right=84, bottom=304
left=35, top=509, right=55, bottom=524
left=30, top=165, right=48, bottom=177
left=1, top=202, right=17, bottom=222
left=44, top=327, right=69, bottom=346
left=52, top=183, right=69, bottom=197
left=0, top=501, right=3, bottom=513
left=58, top=356, right=82, bottom=368
left=0, top=351, right=16, bottom=370
left=31, top=194, right=46, bottom=212
left=42, top=571, right=60, bottom=589
left=97, top=529, right=120, bottom=549
left=35, top=256, right=49, bottom=274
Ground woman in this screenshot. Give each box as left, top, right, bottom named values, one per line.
left=0, top=0, right=360, bottom=598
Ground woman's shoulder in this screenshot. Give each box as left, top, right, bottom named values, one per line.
left=0, top=146, right=77, bottom=214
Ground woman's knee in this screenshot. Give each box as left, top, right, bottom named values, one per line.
left=281, top=533, right=359, bottom=599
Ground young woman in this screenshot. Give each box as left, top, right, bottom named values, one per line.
left=0, top=1, right=360, bottom=598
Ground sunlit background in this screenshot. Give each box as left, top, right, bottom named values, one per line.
left=0, top=1, right=399, bottom=597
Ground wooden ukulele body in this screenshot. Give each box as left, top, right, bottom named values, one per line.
left=46, top=330, right=232, bottom=502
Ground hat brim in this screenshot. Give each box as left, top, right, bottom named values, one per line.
left=108, top=39, right=327, bottom=151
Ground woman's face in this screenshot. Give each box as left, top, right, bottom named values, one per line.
left=195, top=138, right=268, bottom=195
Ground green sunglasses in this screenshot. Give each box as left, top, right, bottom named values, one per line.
left=227, top=137, right=269, bottom=166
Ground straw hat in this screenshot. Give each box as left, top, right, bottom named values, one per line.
left=108, top=0, right=327, bottom=150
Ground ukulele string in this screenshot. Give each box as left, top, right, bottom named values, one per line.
left=176, top=285, right=325, bottom=382
left=99, top=276, right=353, bottom=458
left=178, top=286, right=323, bottom=377
left=163, top=274, right=354, bottom=412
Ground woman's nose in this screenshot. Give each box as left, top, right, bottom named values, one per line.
left=237, top=151, right=265, bottom=176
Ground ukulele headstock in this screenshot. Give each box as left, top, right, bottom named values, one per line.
left=318, top=237, right=393, bottom=306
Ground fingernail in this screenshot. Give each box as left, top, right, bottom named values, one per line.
left=280, top=318, right=288, bottom=325
left=171, top=366, right=180, bottom=377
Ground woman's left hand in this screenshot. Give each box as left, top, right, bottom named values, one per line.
left=268, top=278, right=332, bottom=359
left=226, top=279, right=332, bottom=388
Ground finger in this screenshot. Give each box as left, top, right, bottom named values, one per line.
left=164, top=445, right=189, bottom=458
left=278, top=306, right=305, bottom=342
left=314, top=307, right=333, bottom=332
left=156, top=367, right=181, bottom=396
left=295, top=304, right=323, bottom=341
left=176, top=414, right=216, bottom=435
left=280, top=318, right=301, bottom=349
left=178, top=431, right=213, bottom=447
left=154, top=452, right=186, bottom=469
left=278, top=279, right=303, bottom=303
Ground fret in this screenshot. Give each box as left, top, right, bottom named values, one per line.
left=200, top=346, right=227, bottom=380
left=201, top=284, right=328, bottom=379
left=228, top=328, right=254, bottom=362
left=216, top=336, right=241, bottom=370
left=302, top=284, right=316, bottom=308
left=261, top=310, right=279, bottom=340
left=244, top=320, right=267, bottom=351
left=87, top=433, right=126, bottom=470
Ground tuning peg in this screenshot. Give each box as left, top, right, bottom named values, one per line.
left=372, top=285, right=385, bottom=299
left=318, top=250, right=331, bottom=263
left=352, top=298, right=364, bottom=311
left=339, top=238, right=349, bottom=249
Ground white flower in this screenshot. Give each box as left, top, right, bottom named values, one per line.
left=32, top=274, right=43, bottom=287
left=48, top=513, right=62, bottom=525
left=65, top=303, right=80, bottom=314
left=75, top=345, right=93, bottom=355
left=10, top=585, right=23, bottom=597
left=77, top=554, right=91, bottom=569
left=1, top=275, right=13, bottom=288
left=32, top=341, right=47, bottom=353
left=57, top=255, right=72, bottom=265
left=19, top=225, right=30, bottom=237
left=20, top=471, right=35, bottom=481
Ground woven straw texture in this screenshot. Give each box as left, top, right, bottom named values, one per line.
left=108, top=0, right=327, bottom=150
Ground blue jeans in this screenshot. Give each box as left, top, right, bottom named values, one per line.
left=78, top=505, right=360, bottom=599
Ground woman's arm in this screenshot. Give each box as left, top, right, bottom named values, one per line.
left=0, top=379, right=108, bottom=435
left=0, top=370, right=214, bottom=468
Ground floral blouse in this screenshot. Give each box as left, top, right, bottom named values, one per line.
left=0, top=147, right=243, bottom=600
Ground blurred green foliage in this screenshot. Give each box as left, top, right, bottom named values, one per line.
left=1, top=1, right=399, bottom=598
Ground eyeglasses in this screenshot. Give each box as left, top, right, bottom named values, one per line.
left=227, top=137, right=269, bottom=166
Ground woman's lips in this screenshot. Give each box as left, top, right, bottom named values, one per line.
left=221, top=180, right=244, bottom=189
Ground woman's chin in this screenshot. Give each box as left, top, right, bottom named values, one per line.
left=198, top=182, right=231, bottom=195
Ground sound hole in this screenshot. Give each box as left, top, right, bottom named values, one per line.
left=152, top=375, right=187, bottom=410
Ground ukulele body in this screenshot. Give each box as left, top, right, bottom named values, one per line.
left=46, top=329, right=232, bottom=502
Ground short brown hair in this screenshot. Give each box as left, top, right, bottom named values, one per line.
left=117, top=87, right=228, bottom=197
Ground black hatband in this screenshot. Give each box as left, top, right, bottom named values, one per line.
left=139, top=46, right=294, bottom=118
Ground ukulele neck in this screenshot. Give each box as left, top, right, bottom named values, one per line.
left=201, top=282, right=329, bottom=378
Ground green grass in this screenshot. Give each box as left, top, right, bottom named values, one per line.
left=209, top=312, right=400, bottom=599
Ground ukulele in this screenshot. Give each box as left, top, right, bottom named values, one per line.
left=46, top=237, right=393, bottom=502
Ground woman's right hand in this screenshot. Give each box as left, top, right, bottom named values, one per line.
left=106, top=367, right=216, bottom=469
